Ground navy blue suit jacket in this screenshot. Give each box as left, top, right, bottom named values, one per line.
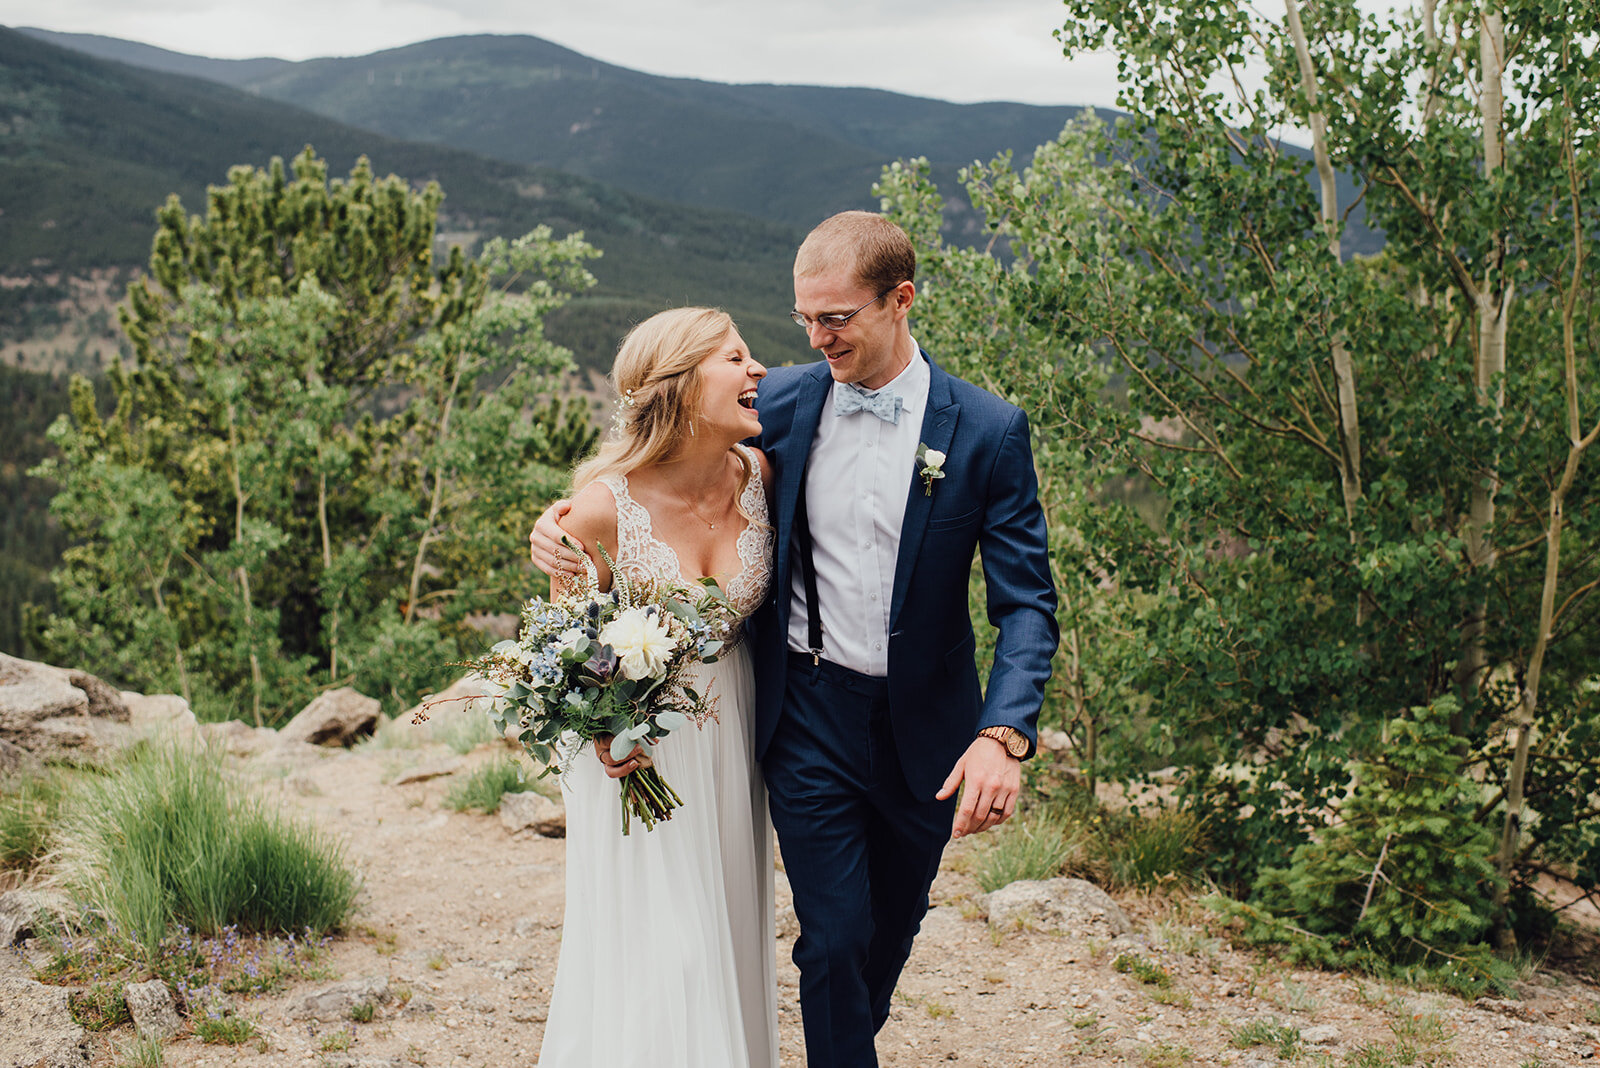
left=749, top=351, right=1059, bottom=800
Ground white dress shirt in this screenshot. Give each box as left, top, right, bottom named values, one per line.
left=786, top=347, right=930, bottom=677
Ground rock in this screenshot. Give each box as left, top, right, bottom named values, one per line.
left=0, top=889, right=72, bottom=948
left=463, top=994, right=496, bottom=1013
left=279, top=688, right=381, bottom=747
left=0, top=738, right=23, bottom=776
left=499, top=791, right=566, bottom=837
left=288, top=976, right=391, bottom=1021
left=1300, top=1024, right=1341, bottom=1045
left=200, top=719, right=279, bottom=757
left=0, top=654, right=134, bottom=764
left=123, top=979, right=181, bottom=1041
left=0, top=976, right=90, bottom=1067
left=509, top=1003, right=547, bottom=1024
left=121, top=692, right=198, bottom=738
left=985, top=877, right=1130, bottom=937
left=393, top=756, right=464, bottom=785
left=1475, top=996, right=1538, bottom=1021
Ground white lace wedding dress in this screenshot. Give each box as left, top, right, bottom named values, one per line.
left=538, top=445, right=777, bottom=1068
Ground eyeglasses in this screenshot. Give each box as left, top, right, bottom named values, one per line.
left=790, top=286, right=896, bottom=332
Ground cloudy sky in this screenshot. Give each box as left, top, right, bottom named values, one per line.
left=1, top=0, right=1125, bottom=108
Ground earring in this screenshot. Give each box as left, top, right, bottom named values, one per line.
left=689, top=420, right=696, bottom=437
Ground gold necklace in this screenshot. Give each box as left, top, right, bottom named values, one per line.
left=670, top=482, right=726, bottom=530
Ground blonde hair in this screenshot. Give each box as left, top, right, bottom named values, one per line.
left=571, top=307, right=757, bottom=513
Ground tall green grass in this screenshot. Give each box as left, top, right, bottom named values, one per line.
left=444, top=757, right=539, bottom=814
left=974, top=809, right=1090, bottom=893
left=54, top=742, right=359, bottom=954
left=0, top=767, right=66, bottom=871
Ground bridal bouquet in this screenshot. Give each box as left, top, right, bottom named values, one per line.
left=467, top=546, right=736, bottom=834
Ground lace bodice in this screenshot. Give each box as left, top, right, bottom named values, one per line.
left=596, top=444, right=773, bottom=622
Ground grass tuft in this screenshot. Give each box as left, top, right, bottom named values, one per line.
left=974, top=809, right=1088, bottom=892
left=53, top=741, right=358, bottom=954
left=444, top=757, right=539, bottom=814
left=0, top=767, right=66, bottom=871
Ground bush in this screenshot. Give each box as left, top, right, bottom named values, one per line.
left=1102, top=806, right=1206, bottom=891
left=54, top=742, right=359, bottom=954
left=1249, top=698, right=1500, bottom=963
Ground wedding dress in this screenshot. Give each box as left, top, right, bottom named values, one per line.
left=538, top=445, right=777, bottom=1068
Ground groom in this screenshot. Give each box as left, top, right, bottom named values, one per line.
left=752, top=212, right=1056, bottom=1066
left=537, top=212, right=1058, bottom=1066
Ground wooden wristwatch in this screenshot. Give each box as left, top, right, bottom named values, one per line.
left=977, top=726, right=1029, bottom=759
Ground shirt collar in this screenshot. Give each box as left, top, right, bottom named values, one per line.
left=831, top=340, right=928, bottom=416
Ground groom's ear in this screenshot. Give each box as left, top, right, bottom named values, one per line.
left=889, top=281, right=915, bottom=317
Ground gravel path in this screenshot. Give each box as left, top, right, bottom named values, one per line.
left=101, top=736, right=1600, bottom=1068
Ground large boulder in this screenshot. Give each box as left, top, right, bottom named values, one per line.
left=121, top=691, right=198, bottom=739
left=985, top=877, right=1130, bottom=937
left=0, top=654, right=132, bottom=764
left=499, top=791, right=566, bottom=837
left=200, top=718, right=280, bottom=757
left=278, top=687, right=380, bottom=747
left=0, top=976, right=90, bottom=1067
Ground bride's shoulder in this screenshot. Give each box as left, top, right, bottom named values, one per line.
left=564, top=482, right=621, bottom=566
left=735, top=443, right=773, bottom=497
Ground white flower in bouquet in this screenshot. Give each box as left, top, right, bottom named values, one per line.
left=600, top=607, right=677, bottom=680
left=553, top=626, right=587, bottom=652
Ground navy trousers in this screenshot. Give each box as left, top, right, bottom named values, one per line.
left=763, top=654, right=956, bottom=1068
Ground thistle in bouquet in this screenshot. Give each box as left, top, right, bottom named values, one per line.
left=471, top=541, right=737, bottom=834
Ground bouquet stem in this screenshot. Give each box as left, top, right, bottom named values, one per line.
left=619, top=763, right=683, bottom=835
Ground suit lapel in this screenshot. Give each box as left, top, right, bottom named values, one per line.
left=772, top=363, right=833, bottom=609
left=889, top=353, right=959, bottom=629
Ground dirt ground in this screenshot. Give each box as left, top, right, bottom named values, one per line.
left=54, top=733, right=1600, bottom=1067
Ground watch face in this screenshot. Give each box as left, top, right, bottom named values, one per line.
left=1006, top=734, right=1029, bottom=757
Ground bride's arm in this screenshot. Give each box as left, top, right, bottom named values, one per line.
left=545, top=483, right=616, bottom=598
left=544, top=486, right=642, bottom=776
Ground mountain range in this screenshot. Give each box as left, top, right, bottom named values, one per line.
left=19, top=27, right=1109, bottom=233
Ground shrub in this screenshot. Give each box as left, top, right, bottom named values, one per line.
left=1249, top=699, right=1501, bottom=964
left=1102, top=807, right=1206, bottom=891
left=54, top=742, right=358, bottom=954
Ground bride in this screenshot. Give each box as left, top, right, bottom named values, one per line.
left=536, top=307, right=777, bottom=1067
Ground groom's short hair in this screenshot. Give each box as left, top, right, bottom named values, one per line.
left=795, top=211, right=916, bottom=297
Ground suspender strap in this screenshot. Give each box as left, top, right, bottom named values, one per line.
left=794, top=477, right=823, bottom=663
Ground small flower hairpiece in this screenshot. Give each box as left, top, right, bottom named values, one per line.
left=610, top=387, right=638, bottom=434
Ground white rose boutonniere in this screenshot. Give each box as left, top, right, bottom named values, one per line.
left=916, top=443, right=946, bottom=496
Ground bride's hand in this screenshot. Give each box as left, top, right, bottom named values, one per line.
left=592, top=735, right=646, bottom=780
left=529, top=500, right=583, bottom=578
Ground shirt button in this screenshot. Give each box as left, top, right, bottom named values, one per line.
left=869, top=592, right=878, bottom=601
left=863, top=541, right=872, bottom=550
left=873, top=642, right=883, bottom=651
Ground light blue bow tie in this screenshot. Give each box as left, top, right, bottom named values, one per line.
left=833, top=383, right=903, bottom=424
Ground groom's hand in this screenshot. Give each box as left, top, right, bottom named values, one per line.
left=529, top=500, right=582, bottom=578
left=938, top=737, right=1021, bottom=840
